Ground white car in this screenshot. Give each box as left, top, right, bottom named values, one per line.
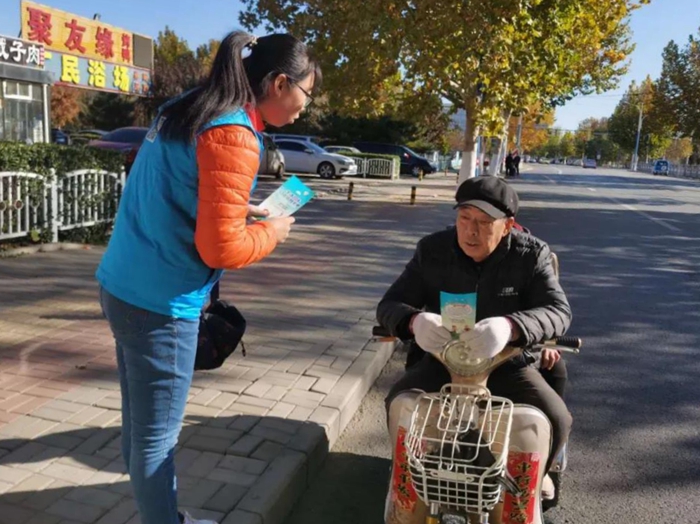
left=268, top=133, right=319, bottom=143
left=273, top=139, right=358, bottom=179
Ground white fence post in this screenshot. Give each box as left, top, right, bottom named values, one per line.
left=0, top=168, right=124, bottom=244
left=49, top=169, right=59, bottom=243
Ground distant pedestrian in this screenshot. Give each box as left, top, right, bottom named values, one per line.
left=505, top=151, right=515, bottom=177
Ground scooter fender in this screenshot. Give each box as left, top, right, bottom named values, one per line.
left=498, top=404, right=552, bottom=524
left=385, top=391, right=430, bottom=524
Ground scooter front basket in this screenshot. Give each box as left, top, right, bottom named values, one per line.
left=405, top=384, right=514, bottom=516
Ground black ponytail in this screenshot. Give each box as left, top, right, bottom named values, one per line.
left=160, top=31, right=320, bottom=142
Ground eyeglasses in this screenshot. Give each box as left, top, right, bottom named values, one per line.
left=292, top=82, right=314, bottom=109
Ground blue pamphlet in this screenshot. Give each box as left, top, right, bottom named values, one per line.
left=440, top=292, right=477, bottom=336
left=258, top=175, right=315, bottom=217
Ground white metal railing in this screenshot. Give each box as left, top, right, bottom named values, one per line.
left=59, top=170, right=125, bottom=232
left=353, top=157, right=400, bottom=179
left=0, top=172, right=54, bottom=241
left=0, top=169, right=125, bottom=243
left=637, top=162, right=700, bottom=179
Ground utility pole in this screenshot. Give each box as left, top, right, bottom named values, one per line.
left=516, top=114, right=523, bottom=152
left=632, top=102, right=644, bottom=171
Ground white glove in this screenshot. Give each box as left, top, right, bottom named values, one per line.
left=458, top=317, right=513, bottom=359
left=412, top=313, right=452, bottom=355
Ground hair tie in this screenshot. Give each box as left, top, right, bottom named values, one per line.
left=247, top=36, right=258, bottom=49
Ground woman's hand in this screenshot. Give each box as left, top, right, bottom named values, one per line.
left=247, top=204, right=270, bottom=219
left=268, top=216, right=295, bottom=243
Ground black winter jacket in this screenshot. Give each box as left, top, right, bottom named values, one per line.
left=376, top=228, right=572, bottom=365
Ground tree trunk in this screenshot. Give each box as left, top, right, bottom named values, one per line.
left=458, top=99, right=479, bottom=185
left=487, top=114, right=511, bottom=176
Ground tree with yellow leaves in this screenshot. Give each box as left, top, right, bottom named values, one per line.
left=241, top=0, right=651, bottom=182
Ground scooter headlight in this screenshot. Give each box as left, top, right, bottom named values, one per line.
left=442, top=339, right=493, bottom=376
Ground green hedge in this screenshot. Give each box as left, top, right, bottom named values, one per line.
left=0, top=142, right=124, bottom=176
left=0, top=142, right=125, bottom=247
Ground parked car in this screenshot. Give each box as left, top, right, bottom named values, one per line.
left=269, top=134, right=321, bottom=144
left=88, top=127, right=149, bottom=174
left=259, top=133, right=285, bottom=179
left=353, top=141, right=434, bottom=177
left=652, top=159, right=669, bottom=176
left=70, top=129, right=107, bottom=145
left=583, top=158, right=597, bottom=169
left=273, top=139, right=358, bottom=178
left=324, top=145, right=360, bottom=154
left=51, top=128, right=71, bottom=145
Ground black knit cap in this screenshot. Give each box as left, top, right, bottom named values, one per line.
left=454, top=176, right=519, bottom=218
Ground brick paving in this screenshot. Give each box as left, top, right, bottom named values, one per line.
left=0, top=176, right=456, bottom=524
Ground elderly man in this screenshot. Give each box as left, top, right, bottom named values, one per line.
left=378, top=176, right=572, bottom=506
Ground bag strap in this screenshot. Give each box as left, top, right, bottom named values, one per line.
left=210, top=282, right=220, bottom=302
left=208, top=281, right=246, bottom=357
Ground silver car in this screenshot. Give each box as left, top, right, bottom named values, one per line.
left=259, top=133, right=286, bottom=179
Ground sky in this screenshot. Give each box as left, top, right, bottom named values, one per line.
left=1, top=0, right=698, bottom=131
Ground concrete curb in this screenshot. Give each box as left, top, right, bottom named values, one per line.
left=235, top=336, right=397, bottom=524
left=0, top=242, right=90, bottom=258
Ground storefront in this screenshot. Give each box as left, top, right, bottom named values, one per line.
left=0, top=35, right=52, bottom=143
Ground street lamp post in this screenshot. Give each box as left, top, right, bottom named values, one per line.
left=632, top=103, right=643, bottom=171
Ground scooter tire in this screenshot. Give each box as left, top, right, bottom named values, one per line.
left=542, top=471, right=562, bottom=512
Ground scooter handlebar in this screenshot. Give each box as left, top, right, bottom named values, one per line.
left=552, top=336, right=583, bottom=350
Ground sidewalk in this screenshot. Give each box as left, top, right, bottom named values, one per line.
left=0, top=178, right=455, bottom=524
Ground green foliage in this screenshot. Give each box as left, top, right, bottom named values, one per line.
left=0, top=142, right=124, bottom=175
left=80, top=92, right=137, bottom=131
left=276, top=112, right=425, bottom=148
left=0, top=142, right=124, bottom=247
left=241, top=0, right=648, bottom=178
left=608, top=76, right=672, bottom=159
left=135, top=27, right=208, bottom=124
left=656, top=32, right=700, bottom=141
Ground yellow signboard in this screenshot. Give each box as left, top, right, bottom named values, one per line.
left=20, top=1, right=138, bottom=67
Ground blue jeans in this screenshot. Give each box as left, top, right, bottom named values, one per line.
left=100, top=288, right=198, bottom=524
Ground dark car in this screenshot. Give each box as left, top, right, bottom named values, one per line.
left=88, top=127, right=149, bottom=174
left=259, top=133, right=285, bottom=179
left=652, top=159, right=669, bottom=176
left=51, top=128, right=71, bottom=145
left=70, top=129, right=107, bottom=145
left=353, top=141, right=434, bottom=177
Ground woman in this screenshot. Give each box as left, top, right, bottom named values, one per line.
left=97, top=31, right=321, bottom=524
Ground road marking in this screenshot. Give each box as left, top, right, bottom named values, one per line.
left=619, top=203, right=682, bottom=232
left=588, top=188, right=597, bottom=192
left=537, top=171, right=683, bottom=233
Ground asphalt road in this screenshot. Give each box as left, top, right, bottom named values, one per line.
left=284, top=165, right=700, bottom=524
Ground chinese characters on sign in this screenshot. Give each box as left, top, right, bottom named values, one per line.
left=20, top=1, right=153, bottom=97
left=0, top=36, right=45, bottom=69
left=26, top=7, right=52, bottom=45
left=88, top=60, right=106, bottom=88
left=46, top=51, right=151, bottom=96
left=21, top=1, right=141, bottom=66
